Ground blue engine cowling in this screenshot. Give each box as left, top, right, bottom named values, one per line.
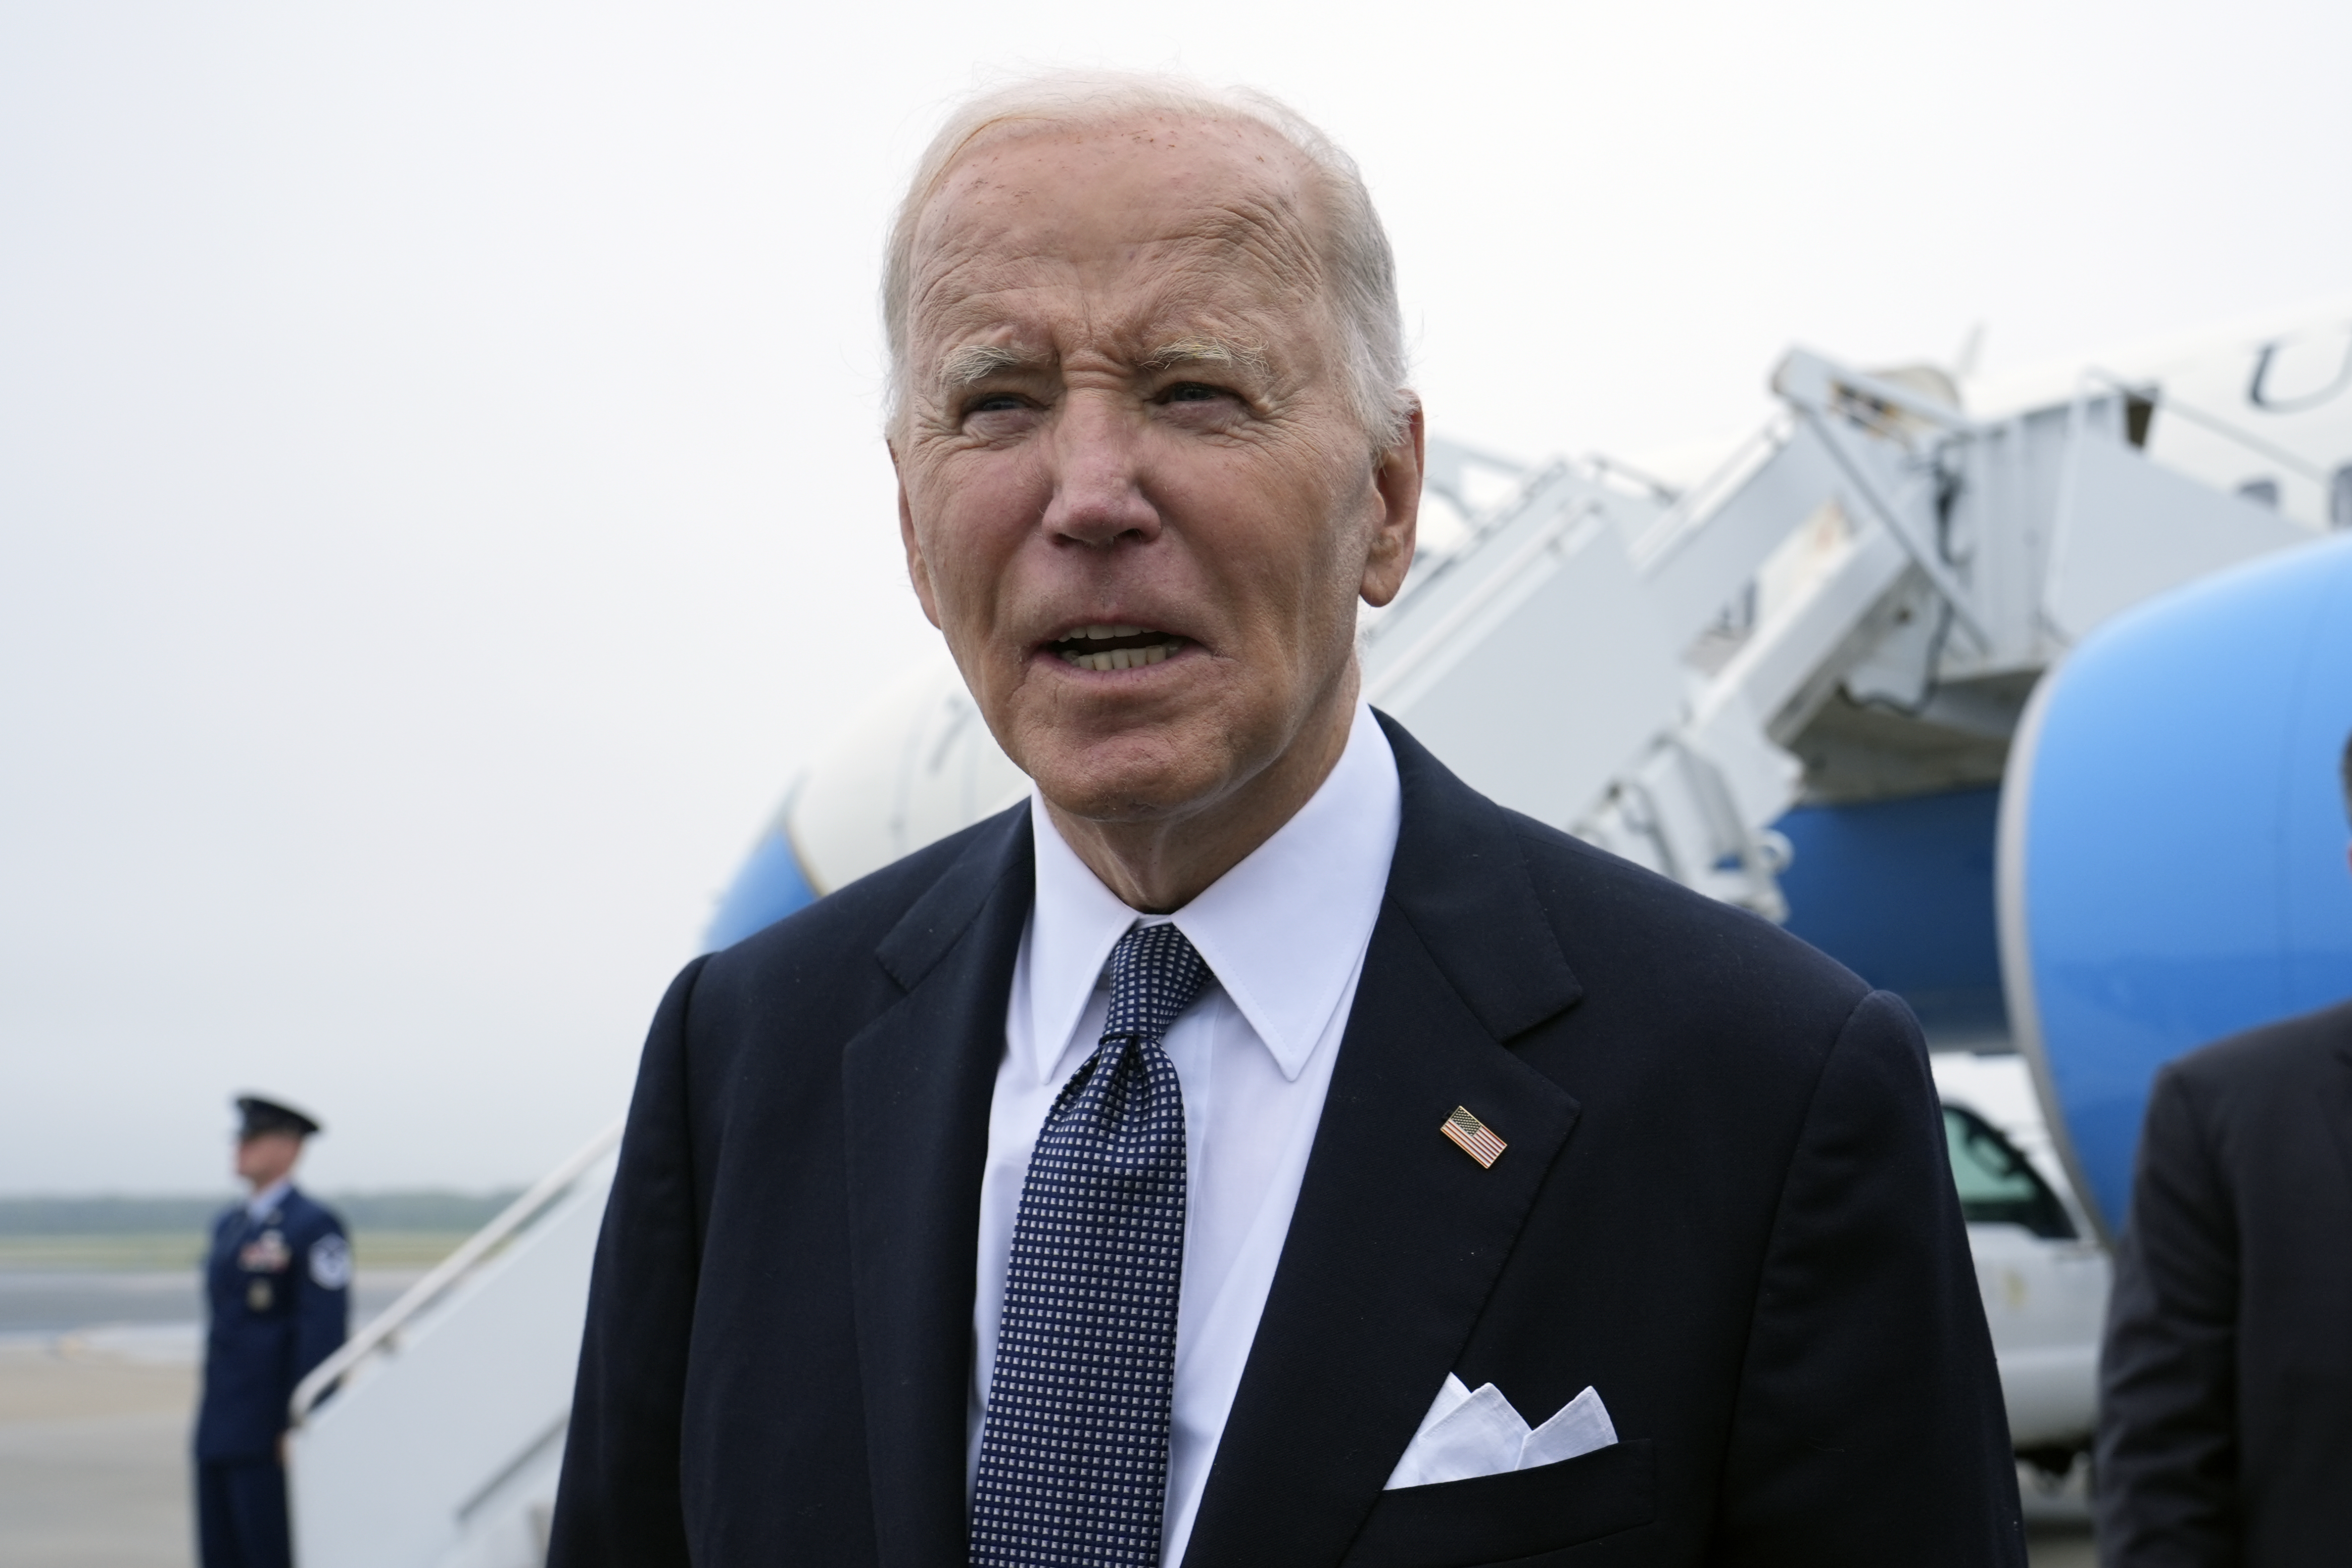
left=706, top=809, right=820, bottom=951
left=2000, top=530, right=2352, bottom=1236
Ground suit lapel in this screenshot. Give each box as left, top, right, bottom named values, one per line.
left=841, top=807, right=1034, bottom=1568
left=1181, top=718, right=1586, bottom=1568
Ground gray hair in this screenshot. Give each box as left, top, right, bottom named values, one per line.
left=880, top=70, right=1413, bottom=448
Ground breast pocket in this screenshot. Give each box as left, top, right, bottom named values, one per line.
left=1341, top=1439, right=1655, bottom=1568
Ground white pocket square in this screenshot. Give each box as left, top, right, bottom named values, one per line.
left=1383, top=1373, right=1619, bottom=1489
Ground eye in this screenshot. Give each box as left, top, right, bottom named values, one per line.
left=958, top=390, right=1041, bottom=433
left=1160, top=381, right=1229, bottom=404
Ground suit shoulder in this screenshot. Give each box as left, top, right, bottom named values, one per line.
left=2162, top=997, right=2352, bottom=1107
left=1494, top=807, right=1888, bottom=1096
left=1376, top=715, right=1871, bottom=1064
left=282, top=1190, right=346, bottom=1236
left=1503, top=807, right=1870, bottom=1008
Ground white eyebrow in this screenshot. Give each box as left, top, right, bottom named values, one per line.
left=1141, top=336, right=1270, bottom=379
left=937, top=343, right=1040, bottom=390
left=934, top=335, right=1270, bottom=394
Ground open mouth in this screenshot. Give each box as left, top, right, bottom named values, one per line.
left=1048, top=624, right=1187, bottom=672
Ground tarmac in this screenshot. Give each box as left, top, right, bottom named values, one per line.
left=0, top=1270, right=414, bottom=1568
left=0, top=1269, right=2097, bottom=1568
left=0, top=1331, right=196, bottom=1567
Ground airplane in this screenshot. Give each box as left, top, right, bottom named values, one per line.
left=279, top=299, right=2352, bottom=1567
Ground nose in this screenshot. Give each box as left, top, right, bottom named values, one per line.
left=1040, top=392, right=1159, bottom=548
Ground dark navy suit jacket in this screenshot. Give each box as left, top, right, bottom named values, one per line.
left=2097, top=998, right=2352, bottom=1566
left=551, top=716, right=2021, bottom=1566
left=196, top=1185, right=350, bottom=1461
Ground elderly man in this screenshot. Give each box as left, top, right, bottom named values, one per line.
left=550, top=74, right=2020, bottom=1567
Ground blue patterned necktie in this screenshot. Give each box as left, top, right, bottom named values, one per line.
left=970, top=921, right=1210, bottom=1568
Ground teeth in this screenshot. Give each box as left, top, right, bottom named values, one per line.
left=1058, top=639, right=1181, bottom=672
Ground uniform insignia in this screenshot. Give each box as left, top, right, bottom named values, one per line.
left=308, top=1233, right=353, bottom=1290
left=239, top=1229, right=291, bottom=1273
left=1441, top=1106, right=1508, bottom=1168
left=247, top=1278, right=274, bottom=1312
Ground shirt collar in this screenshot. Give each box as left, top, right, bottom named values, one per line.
left=1024, top=702, right=1401, bottom=1086
left=246, top=1178, right=292, bottom=1222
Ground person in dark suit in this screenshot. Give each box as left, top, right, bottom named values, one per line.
left=551, top=71, right=2020, bottom=1567
left=195, top=1094, right=350, bottom=1568
left=2096, top=736, right=2352, bottom=1566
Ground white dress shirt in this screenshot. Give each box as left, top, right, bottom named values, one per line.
left=968, top=702, right=1402, bottom=1565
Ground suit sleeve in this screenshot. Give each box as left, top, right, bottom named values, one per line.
left=547, top=954, right=711, bottom=1568
left=2094, top=1063, right=2240, bottom=1566
left=1713, top=990, right=2026, bottom=1566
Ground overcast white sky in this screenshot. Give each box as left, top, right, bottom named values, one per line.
left=4, top=1, right=2348, bottom=1194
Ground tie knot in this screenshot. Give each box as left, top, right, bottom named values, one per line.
left=1102, top=922, right=1210, bottom=1046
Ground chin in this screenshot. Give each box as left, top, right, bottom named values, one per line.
left=1022, top=729, right=1241, bottom=825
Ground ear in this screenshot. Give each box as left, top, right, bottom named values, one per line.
left=1360, top=400, right=1424, bottom=609
left=892, top=438, right=946, bottom=631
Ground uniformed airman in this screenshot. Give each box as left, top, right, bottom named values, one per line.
left=193, top=1094, right=350, bottom=1568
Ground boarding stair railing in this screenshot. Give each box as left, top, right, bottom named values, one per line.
left=287, top=1122, right=624, bottom=1568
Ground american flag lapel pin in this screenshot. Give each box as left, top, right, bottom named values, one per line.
left=1440, top=1106, right=1507, bottom=1168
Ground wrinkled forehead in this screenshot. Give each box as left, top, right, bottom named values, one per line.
left=904, top=114, right=1331, bottom=348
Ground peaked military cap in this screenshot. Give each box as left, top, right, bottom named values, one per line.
left=235, top=1094, right=323, bottom=1140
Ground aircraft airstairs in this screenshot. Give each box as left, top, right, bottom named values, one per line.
left=287, top=1127, right=620, bottom=1568
left=286, top=346, right=2322, bottom=1566
left=1359, top=349, right=2307, bottom=922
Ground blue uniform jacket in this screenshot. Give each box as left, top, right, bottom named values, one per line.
left=196, top=1186, right=351, bottom=1461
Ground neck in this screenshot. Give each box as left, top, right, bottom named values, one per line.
left=1044, top=674, right=1360, bottom=913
